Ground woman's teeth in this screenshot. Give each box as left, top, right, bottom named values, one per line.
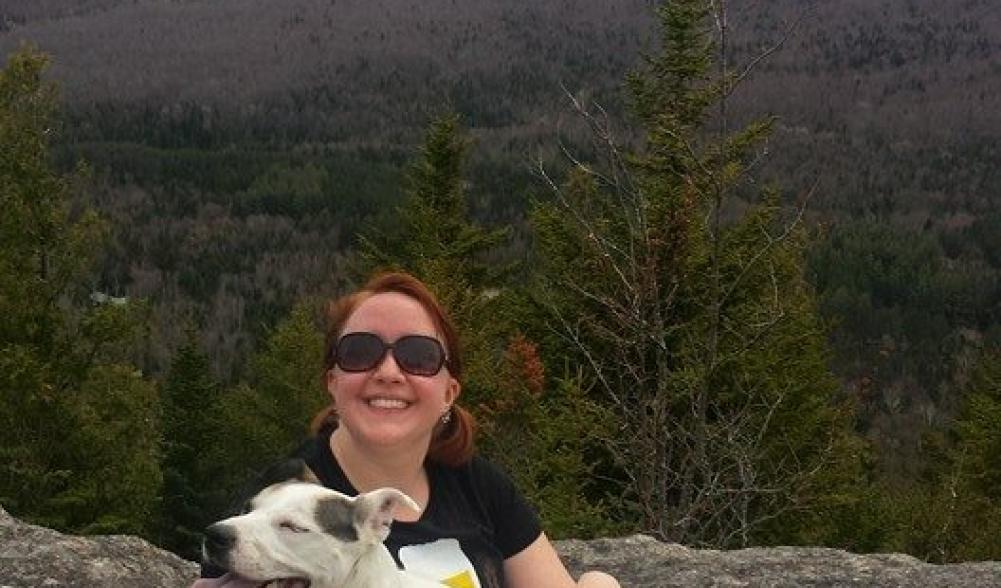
left=368, top=398, right=409, bottom=409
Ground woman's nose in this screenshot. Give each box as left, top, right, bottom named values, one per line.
left=372, top=349, right=405, bottom=380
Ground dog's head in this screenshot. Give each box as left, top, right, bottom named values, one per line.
left=202, top=459, right=419, bottom=587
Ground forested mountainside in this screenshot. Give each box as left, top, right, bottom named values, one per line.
left=3, top=0, right=998, bottom=224
left=2, top=0, right=999, bottom=487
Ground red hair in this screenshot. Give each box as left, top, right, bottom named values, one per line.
left=311, top=271, right=476, bottom=466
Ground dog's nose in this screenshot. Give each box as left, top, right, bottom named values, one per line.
left=203, top=522, right=237, bottom=558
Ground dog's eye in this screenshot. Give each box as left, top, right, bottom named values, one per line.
left=279, top=520, right=309, bottom=533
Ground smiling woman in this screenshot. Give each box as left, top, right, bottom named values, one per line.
left=194, top=271, right=619, bottom=588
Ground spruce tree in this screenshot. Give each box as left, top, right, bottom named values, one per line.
left=355, top=114, right=510, bottom=410
left=160, top=333, right=222, bottom=558
left=0, top=47, right=161, bottom=535
left=205, top=304, right=326, bottom=513
left=530, top=0, right=865, bottom=547
left=947, top=347, right=1001, bottom=560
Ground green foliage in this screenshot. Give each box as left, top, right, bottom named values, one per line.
left=357, top=114, right=509, bottom=287
left=945, top=347, right=1001, bottom=560
left=159, top=333, right=224, bottom=558
left=529, top=1, right=866, bottom=547
left=864, top=349, right=1001, bottom=563
left=205, top=304, right=327, bottom=507
left=627, top=0, right=715, bottom=131
left=478, top=337, right=625, bottom=539
left=0, top=46, right=160, bottom=536
left=808, top=218, right=999, bottom=483
left=810, top=219, right=999, bottom=364
left=60, top=363, right=162, bottom=535
left=954, top=349, right=1001, bottom=493
left=354, top=114, right=623, bottom=536
left=355, top=114, right=511, bottom=410
left=0, top=49, right=105, bottom=348
left=238, top=162, right=331, bottom=217
left=247, top=303, right=329, bottom=440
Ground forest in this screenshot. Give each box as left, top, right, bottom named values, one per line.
left=1, top=0, right=1000, bottom=566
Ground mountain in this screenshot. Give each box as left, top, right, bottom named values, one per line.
left=2, top=0, right=998, bottom=221
left=2, top=0, right=999, bottom=479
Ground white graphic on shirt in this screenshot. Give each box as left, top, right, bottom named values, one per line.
left=399, top=538, right=481, bottom=588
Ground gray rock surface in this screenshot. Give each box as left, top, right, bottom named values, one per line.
left=0, top=506, right=198, bottom=587
left=3, top=505, right=1001, bottom=587
left=557, top=534, right=1001, bottom=587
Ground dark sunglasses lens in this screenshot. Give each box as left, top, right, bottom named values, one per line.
left=394, top=336, right=445, bottom=376
left=336, top=333, right=385, bottom=371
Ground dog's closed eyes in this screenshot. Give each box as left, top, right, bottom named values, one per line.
left=277, top=520, right=309, bottom=534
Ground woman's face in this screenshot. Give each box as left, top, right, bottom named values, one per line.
left=325, top=292, right=459, bottom=453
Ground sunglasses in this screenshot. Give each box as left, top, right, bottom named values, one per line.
left=333, top=332, right=448, bottom=377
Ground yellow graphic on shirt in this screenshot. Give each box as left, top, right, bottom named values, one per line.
left=442, top=571, right=476, bottom=588
left=399, top=538, right=481, bottom=588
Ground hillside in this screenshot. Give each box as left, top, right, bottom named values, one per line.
left=3, top=0, right=998, bottom=221
left=2, top=0, right=998, bottom=219
left=2, top=0, right=999, bottom=481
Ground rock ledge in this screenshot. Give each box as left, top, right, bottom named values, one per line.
left=557, top=534, right=1001, bottom=587
left=3, top=506, right=1001, bottom=587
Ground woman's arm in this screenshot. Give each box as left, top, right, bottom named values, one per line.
left=503, top=533, right=620, bottom=588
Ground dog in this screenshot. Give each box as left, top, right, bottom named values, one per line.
left=202, top=460, right=443, bottom=588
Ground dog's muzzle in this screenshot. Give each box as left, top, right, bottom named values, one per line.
left=202, top=524, right=310, bottom=588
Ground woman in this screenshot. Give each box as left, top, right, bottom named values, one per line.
left=195, top=271, right=619, bottom=588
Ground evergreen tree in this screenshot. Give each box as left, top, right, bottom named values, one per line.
left=530, top=0, right=866, bottom=547
left=355, top=114, right=510, bottom=410
left=206, top=303, right=327, bottom=511
left=0, top=47, right=161, bottom=535
left=946, top=347, right=1001, bottom=560
left=160, top=333, right=222, bottom=558
left=249, top=303, right=328, bottom=445
left=478, top=336, right=625, bottom=538
left=62, top=362, right=161, bottom=535
left=875, top=346, right=1001, bottom=562
left=355, top=114, right=620, bottom=537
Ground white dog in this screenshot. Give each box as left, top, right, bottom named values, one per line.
left=202, top=467, right=443, bottom=588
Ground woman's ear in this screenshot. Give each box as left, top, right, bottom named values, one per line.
left=446, top=377, right=460, bottom=406
left=325, top=369, right=338, bottom=399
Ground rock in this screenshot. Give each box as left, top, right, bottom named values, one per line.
left=0, top=505, right=198, bottom=588
left=3, top=505, right=1000, bottom=588
left=556, top=534, right=1001, bottom=587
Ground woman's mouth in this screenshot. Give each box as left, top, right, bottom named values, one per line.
left=366, top=397, right=410, bottom=409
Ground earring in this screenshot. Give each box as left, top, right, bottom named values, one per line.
left=440, top=406, right=452, bottom=426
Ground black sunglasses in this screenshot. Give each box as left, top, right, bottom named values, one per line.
left=333, top=332, right=448, bottom=377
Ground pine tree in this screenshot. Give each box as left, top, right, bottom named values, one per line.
left=875, top=346, right=1001, bottom=562
left=159, top=333, right=222, bottom=558
left=0, top=46, right=161, bottom=535
left=355, top=114, right=511, bottom=410
left=205, top=303, right=327, bottom=512
left=248, top=303, right=328, bottom=445
left=947, top=347, right=1001, bottom=560
left=530, top=0, right=866, bottom=547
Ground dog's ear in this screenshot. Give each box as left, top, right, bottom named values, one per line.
left=257, top=458, right=320, bottom=487
left=352, top=488, right=420, bottom=542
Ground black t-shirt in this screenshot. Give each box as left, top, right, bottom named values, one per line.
left=202, top=427, right=542, bottom=588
